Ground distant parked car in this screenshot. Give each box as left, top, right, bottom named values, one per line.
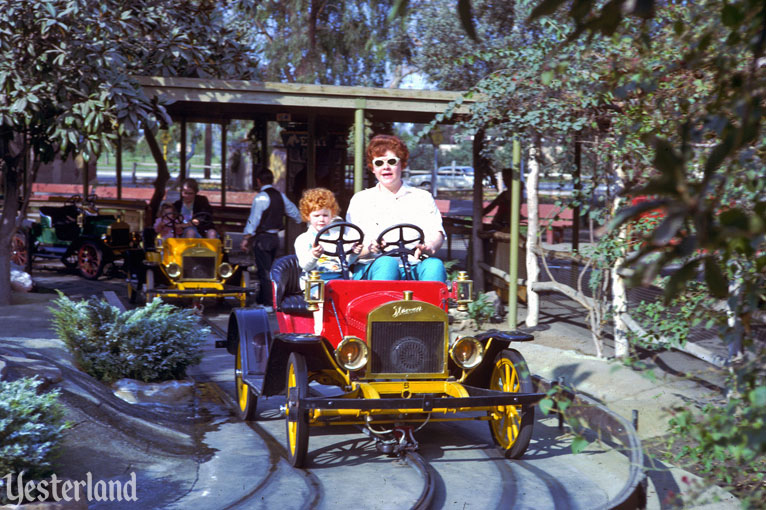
left=407, top=166, right=476, bottom=190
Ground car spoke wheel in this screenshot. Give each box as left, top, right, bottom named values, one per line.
left=487, top=349, right=534, bottom=459
left=11, top=232, right=31, bottom=272
left=77, top=242, right=104, bottom=280
left=236, top=342, right=258, bottom=420
left=285, top=352, right=309, bottom=467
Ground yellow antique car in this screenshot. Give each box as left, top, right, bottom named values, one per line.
left=125, top=233, right=253, bottom=308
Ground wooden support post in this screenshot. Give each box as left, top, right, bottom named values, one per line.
left=573, top=137, right=581, bottom=252
left=307, top=113, right=316, bottom=189
left=471, top=129, right=486, bottom=293
left=354, top=99, right=366, bottom=193
left=221, top=123, right=227, bottom=207
left=116, top=134, right=122, bottom=199
left=180, top=119, right=187, bottom=184
left=507, top=139, right=521, bottom=330
left=82, top=154, right=88, bottom=200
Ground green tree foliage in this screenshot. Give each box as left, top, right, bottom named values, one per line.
left=408, top=0, right=521, bottom=91
left=522, top=0, right=766, bottom=501
left=0, top=0, right=258, bottom=305
left=413, top=0, right=765, bottom=498
left=236, top=0, right=408, bottom=86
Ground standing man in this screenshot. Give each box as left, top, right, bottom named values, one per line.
left=240, top=170, right=302, bottom=307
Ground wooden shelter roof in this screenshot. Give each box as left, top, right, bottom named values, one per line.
left=134, top=76, right=473, bottom=125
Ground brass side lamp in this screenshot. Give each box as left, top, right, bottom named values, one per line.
left=224, top=234, right=233, bottom=253
left=305, top=270, right=325, bottom=312
left=455, top=271, right=473, bottom=311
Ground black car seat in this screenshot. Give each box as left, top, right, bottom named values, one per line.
left=270, top=255, right=312, bottom=317
left=39, top=205, right=80, bottom=241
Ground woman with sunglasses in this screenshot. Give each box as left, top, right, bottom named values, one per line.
left=346, top=134, right=447, bottom=282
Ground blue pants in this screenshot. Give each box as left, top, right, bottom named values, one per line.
left=352, top=257, right=447, bottom=283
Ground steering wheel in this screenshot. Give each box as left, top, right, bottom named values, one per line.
left=162, top=212, right=183, bottom=236
left=314, top=221, right=364, bottom=279
left=82, top=193, right=99, bottom=214
left=65, top=194, right=82, bottom=207
left=375, top=223, right=425, bottom=280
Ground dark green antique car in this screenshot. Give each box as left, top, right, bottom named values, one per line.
left=11, top=195, right=136, bottom=280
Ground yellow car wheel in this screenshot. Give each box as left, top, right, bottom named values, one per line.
left=285, top=352, right=309, bottom=468
left=239, top=270, right=251, bottom=308
left=487, top=349, right=534, bottom=459
left=235, top=342, right=258, bottom=421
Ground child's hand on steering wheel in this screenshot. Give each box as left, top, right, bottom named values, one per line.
left=414, top=242, right=434, bottom=259
left=351, top=242, right=363, bottom=255
left=311, top=244, right=324, bottom=258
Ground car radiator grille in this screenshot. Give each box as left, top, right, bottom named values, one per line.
left=369, top=321, right=444, bottom=375
left=182, top=256, right=216, bottom=280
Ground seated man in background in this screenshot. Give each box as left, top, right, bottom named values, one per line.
left=173, top=178, right=218, bottom=238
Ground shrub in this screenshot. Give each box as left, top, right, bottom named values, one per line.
left=50, top=294, right=209, bottom=383
left=0, top=378, right=68, bottom=503
left=467, top=292, right=494, bottom=328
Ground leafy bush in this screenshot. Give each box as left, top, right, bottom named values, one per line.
left=467, top=292, right=494, bottom=328
left=444, top=259, right=462, bottom=283
left=0, top=378, right=68, bottom=503
left=666, top=362, right=766, bottom=507
left=50, top=294, right=208, bottom=383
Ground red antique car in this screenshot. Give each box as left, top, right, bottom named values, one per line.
left=222, top=222, right=543, bottom=468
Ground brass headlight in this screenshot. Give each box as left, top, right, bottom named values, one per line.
left=335, top=336, right=368, bottom=371
left=450, top=336, right=483, bottom=369
left=166, top=262, right=181, bottom=279
left=219, top=262, right=233, bottom=278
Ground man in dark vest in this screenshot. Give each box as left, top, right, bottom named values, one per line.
left=241, top=170, right=302, bottom=307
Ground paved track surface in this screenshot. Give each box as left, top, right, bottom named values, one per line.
left=0, top=263, right=739, bottom=509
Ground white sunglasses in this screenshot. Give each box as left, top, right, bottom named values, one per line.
left=372, top=156, right=400, bottom=167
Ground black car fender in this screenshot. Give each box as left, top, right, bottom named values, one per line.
left=462, top=329, right=535, bottom=387
left=262, top=333, right=335, bottom=397
left=226, top=307, right=272, bottom=356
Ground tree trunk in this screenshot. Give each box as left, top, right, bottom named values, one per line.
left=525, top=138, right=541, bottom=327
left=0, top=137, right=23, bottom=306
left=0, top=173, right=19, bottom=306
left=145, top=129, right=170, bottom=224
left=612, top=164, right=629, bottom=358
